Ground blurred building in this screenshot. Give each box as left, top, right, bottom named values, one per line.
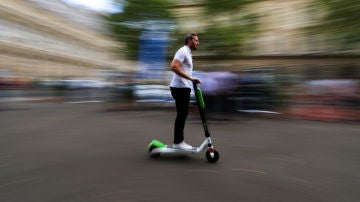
left=246, top=0, right=350, bottom=56
left=172, top=0, right=360, bottom=73
left=0, top=0, right=134, bottom=79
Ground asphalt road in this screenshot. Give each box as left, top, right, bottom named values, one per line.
left=1, top=102, right=359, bottom=202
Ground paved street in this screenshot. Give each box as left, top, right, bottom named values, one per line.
left=1, top=102, right=360, bottom=202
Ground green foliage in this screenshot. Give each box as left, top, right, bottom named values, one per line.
left=204, top=0, right=258, bottom=14
left=116, top=0, right=173, bottom=22
left=201, top=1, right=260, bottom=57
left=104, top=0, right=174, bottom=60
left=311, top=0, right=360, bottom=49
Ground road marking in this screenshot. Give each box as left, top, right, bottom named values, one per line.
left=187, top=169, right=219, bottom=173
left=237, top=110, right=281, bottom=114
left=94, top=190, right=133, bottom=198
left=0, top=177, right=38, bottom=188
left=231, top=168, right=266, bottom=175
left=64, top=100, right=104, bottom=104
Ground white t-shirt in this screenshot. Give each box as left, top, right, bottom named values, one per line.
left=170, top=45, right=193, bottom=88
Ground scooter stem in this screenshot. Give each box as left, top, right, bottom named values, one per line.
left=193, top=81, right=211, bottom=138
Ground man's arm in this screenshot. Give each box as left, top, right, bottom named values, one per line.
left=170, top=59, right=201, bottom=83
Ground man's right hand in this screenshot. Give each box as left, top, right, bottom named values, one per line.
left=190, top=77, right=201, bottom=84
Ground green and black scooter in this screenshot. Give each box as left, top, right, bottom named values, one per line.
left=148, top=81, right=220, bottom=163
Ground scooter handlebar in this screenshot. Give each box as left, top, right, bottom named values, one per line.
left=192, top=80, right=200, bottom=89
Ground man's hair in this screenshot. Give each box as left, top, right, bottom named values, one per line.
left=184, top=32, right=197, bottom=45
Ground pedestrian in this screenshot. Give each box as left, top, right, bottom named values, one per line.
left=169, top=32, right=201, bottom=149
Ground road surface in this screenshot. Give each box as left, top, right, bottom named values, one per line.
left=1, top=102, right=359, bottom=201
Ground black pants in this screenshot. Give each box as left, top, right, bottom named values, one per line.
left=170, top=87, right=191, bottom=144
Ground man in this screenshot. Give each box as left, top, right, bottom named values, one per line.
left=169, top=32, right=201, bottom=150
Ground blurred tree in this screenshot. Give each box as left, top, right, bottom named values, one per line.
left=104, top=0, right=261, bottom=60
left=104, top=0, right=175, bottom=60
left=204, top=0, right=257, bottom=13
left=201, top=0, right=260, bottom=58
left=311, top=0, right=360, bottom=51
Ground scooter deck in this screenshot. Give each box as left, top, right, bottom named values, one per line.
left=151, top=145, right=199, bottom=154
left=166, top=145, right=198, bottom=152
left=149, top=137, right=211, bottom=154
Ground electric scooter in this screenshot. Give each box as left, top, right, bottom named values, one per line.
left=148, top=81, right=220, bottom=163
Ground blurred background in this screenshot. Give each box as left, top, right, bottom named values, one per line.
left=0, top=0, right=359, bottom=122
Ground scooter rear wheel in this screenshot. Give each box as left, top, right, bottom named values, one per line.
left=149, top=146, right=161, bottom=158
left=206, top=150, right=219, bottom=163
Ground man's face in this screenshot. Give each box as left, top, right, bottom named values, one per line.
left=190, top=36, right=199, bottom=50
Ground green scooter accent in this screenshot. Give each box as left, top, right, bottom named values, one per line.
left=196, top=88, right=205, bottom=109
left=148, top=140, right=166, bottom=148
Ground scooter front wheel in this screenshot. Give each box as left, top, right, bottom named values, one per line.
left=206, top=150, right=219, bottom=163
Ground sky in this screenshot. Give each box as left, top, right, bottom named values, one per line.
left=62, top=0, right=120, bottom=13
